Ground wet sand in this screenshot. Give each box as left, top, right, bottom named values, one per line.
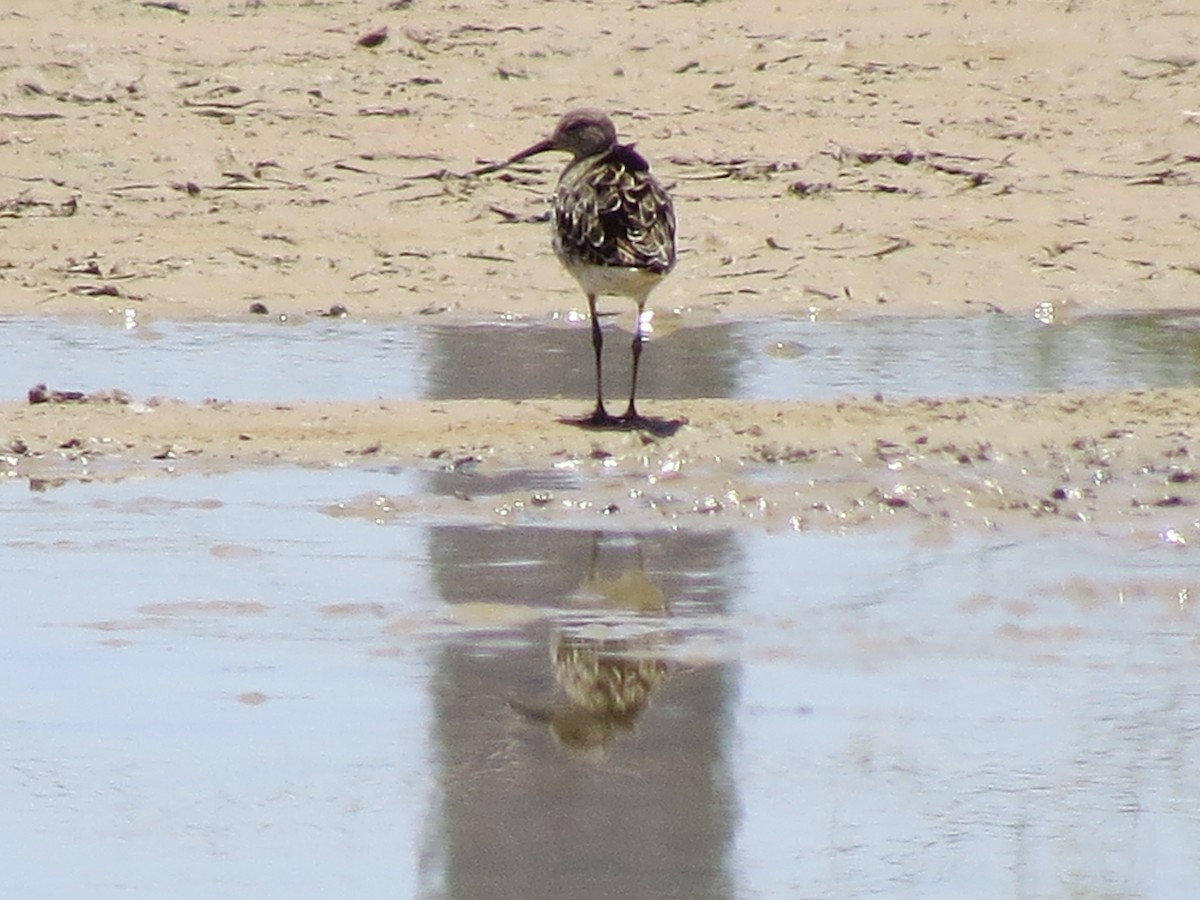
left=3, top=0, right=1200, bottom=538
left=7, top=387, right=1199, bottom=536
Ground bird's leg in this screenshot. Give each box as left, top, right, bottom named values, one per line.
left=586, top=294, right=614, bottom=425
left=622, top=302, right=646, bottom=421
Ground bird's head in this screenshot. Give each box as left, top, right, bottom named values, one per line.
left=546, top=108, right=618, bottom=159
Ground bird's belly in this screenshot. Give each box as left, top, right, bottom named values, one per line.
left=557, top=258, right=664, bottom=303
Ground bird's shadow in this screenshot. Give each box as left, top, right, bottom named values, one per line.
left=558, top=413, right=687, bottom=438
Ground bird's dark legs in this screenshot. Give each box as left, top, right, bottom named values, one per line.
left=622, top=306, right=646, bottom=421
left=585, top=294, right=617, bottom=425
left=566, top=296, right=673, bottom=432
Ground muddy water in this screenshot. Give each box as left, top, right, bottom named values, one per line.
left=4, top=469, right=1199, bottom=897
left=6, top=310, right=1200, bottom=404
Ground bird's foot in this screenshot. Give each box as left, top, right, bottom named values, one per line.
left=559, top=405, right=688, bottom=437
left=558, top=405, right=624, bottom=430
left=586, top=407, right=623, bottom=428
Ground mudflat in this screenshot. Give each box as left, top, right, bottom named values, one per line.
left=2, top=0, right=1199, bottom=537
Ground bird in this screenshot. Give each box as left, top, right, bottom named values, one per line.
left=476, top=109, right=677, bottom=427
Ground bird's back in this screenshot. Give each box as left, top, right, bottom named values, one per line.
left=553, top=144, right=676, bottom=279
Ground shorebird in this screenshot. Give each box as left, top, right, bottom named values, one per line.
left=478, top=109, right=676, bottom=427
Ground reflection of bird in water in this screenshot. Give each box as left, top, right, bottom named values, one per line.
left=508, top=536, right=670, bottom=756
left=474, top=109, right=677, bottom=428
left=510, top=636, right=668, bottom=755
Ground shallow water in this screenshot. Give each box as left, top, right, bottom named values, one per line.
left=6, top=310, right=1200, bottom=404
left=4, top=469, right=1200, bottom=898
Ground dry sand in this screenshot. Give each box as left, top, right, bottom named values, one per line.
left=3, top=0, right=1200, bottom=536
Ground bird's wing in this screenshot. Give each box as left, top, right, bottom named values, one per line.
left=555, top=148, right=676, bottom=275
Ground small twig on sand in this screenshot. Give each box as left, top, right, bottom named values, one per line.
left=142, top=1, right=189, bottom=14
left=863, top=237, right=913, bottom=259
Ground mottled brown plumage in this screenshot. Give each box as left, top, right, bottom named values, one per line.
left=553, top=142, right=676, bottom=276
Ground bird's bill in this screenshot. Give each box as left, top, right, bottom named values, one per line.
left=466, top=137, right=556, bottom=177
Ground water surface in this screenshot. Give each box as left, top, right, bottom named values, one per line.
left=6, top=310, right=1200, bottom=404
left=4, top=469, right=1199, bottom=898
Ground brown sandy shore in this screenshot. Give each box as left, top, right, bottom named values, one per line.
left=5, top=389, right=1199, bottom=538
left=1, top=0, right=1197, bottom=323
left=3, top=1, right=1200, bottom=540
